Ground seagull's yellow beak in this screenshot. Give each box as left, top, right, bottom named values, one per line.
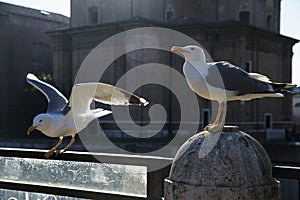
left=171, top=46, right=189, bottom=53
left=27, top=125, right=37, bottom=135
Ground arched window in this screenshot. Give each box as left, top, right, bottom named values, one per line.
left=165, top=4, right=175, bottom=21
left=267, top=15, right=272, bottom=30
left=264, top=113, right=272, bottom=130
left=202, top=109, right=210, bottom=130
left=245, top=60, right=252, bottom=72
left=239, top=11, right=250, bottom=24
left=88, top=6, right=98, bottom=24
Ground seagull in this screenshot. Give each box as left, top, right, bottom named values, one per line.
left=171, top=45, right=296, bottom=131
left=26, top=73, right=148, bottom=158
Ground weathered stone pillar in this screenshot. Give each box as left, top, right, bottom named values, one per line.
left=164, top=126, right=280, bottom=200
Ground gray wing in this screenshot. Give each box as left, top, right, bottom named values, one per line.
left=206, top=61, right=273, bottom=95
left=69, top=82, right=149, bottom=114
left=94, top=83, right=149, bottom=106
left=26, top=73, right=68, bottom=112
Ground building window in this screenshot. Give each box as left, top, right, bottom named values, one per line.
left=88, top=6, right=99, bottom=24
left=202, top=109, right=210, bottom=130
left=264, top=113, right=273, bottom=130
left=204, top=33, right=209, bottom=41
left=239, top=11, right=250, bottom=24
left=267, top=15, right=273, bottom=30
left=245, top=60, right=252, bottom=72
left=295, top=103, right=300, bottom=108
left=165, top=4, right=175, bottom=21
left=166, top=11, right=174, bottom=21
left=31, top=43, right=49, bottom=72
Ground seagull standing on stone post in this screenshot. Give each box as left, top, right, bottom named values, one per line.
left=171, top=45, right=296, bottom=131
left=26, top=73, right=148, bottom=158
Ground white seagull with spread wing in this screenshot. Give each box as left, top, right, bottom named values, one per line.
left=26, top=73, right=148, bottom=158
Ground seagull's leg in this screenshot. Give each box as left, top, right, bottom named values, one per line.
left=213, top=101, right=223, bottom=124
left=56, top=135, right=75, bottom=156
left=220, top=101, right=227, bottom=127
left=204, top=101, right=226, bottom=132
left=44, top=136, right=63, bottom=158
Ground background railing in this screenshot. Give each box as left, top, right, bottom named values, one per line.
left=0, top=148, right=299, bottom=200
left=273, top=163, right=300, bottom=200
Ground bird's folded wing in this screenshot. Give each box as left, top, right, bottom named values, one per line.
left=248, top=73, right=271, bottom=83
left=206, top=62, right=273, bottom=95
left=69, top=82, right=148, bottom=113
left=26, top=73, right=68, bottom=112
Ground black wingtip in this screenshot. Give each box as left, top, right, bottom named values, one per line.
left=129, top=96, right=149, bottom=106
left=272, top=82, right=297, bottom=94
left=286, top=84, right=297, bottom=89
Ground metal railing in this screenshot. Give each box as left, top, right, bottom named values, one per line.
left=0, top=148, right=171, bottom=200
left=0, top=148, right=299, bottom=200
left=273, top=163, right=300, bottom=199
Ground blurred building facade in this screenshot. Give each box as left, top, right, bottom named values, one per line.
left=48, top=0, right=298, bottom=133
left=293, top=87, right=300, bottom=127
left=0, top=2, right=69, bottom=132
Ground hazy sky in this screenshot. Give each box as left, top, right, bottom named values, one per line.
left=281, top=0, right=300, bottom=85
left=1, top=0, right=299, bottom=85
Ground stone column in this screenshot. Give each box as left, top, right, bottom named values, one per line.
left=164, top=126, right=280, bottom=200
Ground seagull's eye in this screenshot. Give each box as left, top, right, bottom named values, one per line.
left=190, top=47, right=195, bottom=51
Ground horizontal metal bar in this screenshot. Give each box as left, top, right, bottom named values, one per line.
left=0, top=180, right=143, bottom=200
left=0, top=147, right=173, bottom=166
left=99, top=120, right=294, bottom=125
left=273, top=163, right=300, bottom=180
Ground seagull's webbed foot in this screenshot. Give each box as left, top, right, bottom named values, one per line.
left=44, top=148, right=56, bottom=158
left=203, top=124, right=223, bottom=133
left=44, top=136, right=63, bottom=159
left=55, top=149, right=63, bottom=156
left=203, top=124, right=214, bottom=131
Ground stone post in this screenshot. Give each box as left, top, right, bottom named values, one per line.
left=164, top=126, right=280, bottom=200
